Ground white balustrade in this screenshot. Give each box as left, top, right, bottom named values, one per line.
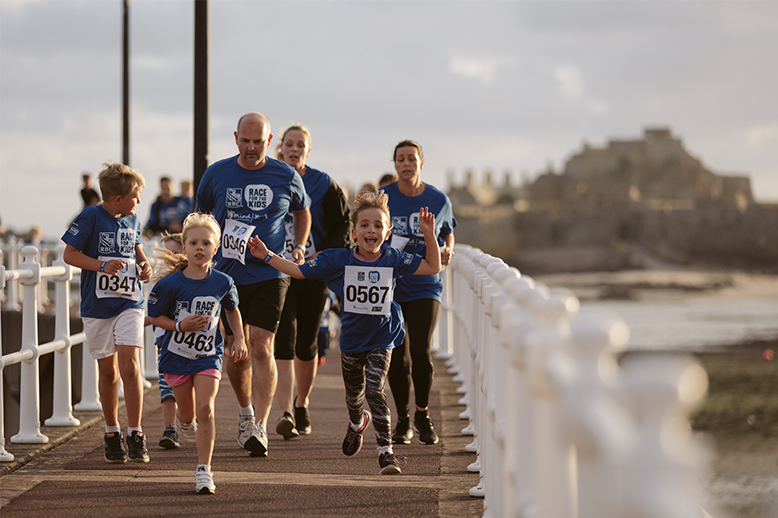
left=0, top=239, right=159, bottom=461
left=444, top=244, right=710, bottom=518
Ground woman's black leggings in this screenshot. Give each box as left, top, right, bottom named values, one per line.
left=387, top=298, right=440, bottom=418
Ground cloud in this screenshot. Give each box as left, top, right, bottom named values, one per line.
left=554, top=65, right=584, bottom=100
left=745, top=124, right=778, bottom=151
left=449, top=56, right=501, bottom=85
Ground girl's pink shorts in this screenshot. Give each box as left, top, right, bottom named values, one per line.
left=163, top=369, right=221, bottom=387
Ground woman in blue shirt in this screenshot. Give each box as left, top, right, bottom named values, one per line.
left=382, top=140, right=457, bottom=445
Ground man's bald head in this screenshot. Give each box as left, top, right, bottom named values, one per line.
left=234, top=112, right=274, bottom=170
left=237, top=112, right=270, bottom=135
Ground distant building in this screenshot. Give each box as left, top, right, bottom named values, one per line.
left=448, top=128, right=775, bottom=273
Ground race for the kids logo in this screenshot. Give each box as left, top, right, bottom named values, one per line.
left=117, top=228, right=136, bottom=256
left=368, top=270, right=381, bottom=283
left=245, top=184, right=273, bottom=211
left=408, top=212, right=422, bottom=235
left=99, top=232, right=115, bottom=254
left=226, top=188, right=243, bottom=208
left=192, top=296, right=218, bottom=318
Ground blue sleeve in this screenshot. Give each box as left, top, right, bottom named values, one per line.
left=438, top=198, right=456, bottom=237
left=147, top=278, right=174, bottom=319
left=223, top=279, right=239, bottom=311
left=394, top=250, right=424, bottom=278
left=299, top=250, right=339, bottom=282
left=62, top=209, right=94, bottom=252
left=290, top=173, right=311, bottom=212
left=195, top=172, right=213, bottom=213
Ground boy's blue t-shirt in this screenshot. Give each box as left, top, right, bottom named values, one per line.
left=381, top=182, right=457, bottom=303
left=196, top=155, right=310, bottom=285
left=61, top=204, right=145, bottom=318
left=299, top=247, right=422, bottom=355
left=147, top=268, right=239, bottom=375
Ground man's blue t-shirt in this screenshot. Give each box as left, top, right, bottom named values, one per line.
left=61, top=204, right=145, bottom=318
left=381, top=182, right=457, bottom=303
left=299, top=248, right=422, bottom=355
left=147, top=268, right=239, bottom=375
left=196, top=155, right=310, bottom=285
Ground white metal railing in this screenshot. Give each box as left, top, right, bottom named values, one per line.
left=434, top=244, right=710, bottom=518
left=0, top=245, right=84, bottom=461
left=0, top=240, right=160, bottom=462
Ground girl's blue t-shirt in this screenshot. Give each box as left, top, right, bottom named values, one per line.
left=195, top=155, right=310, bottom=285
left=147, top=268, right=239, bottom=375
left=380, top=182, right=457, bottom=303
left=61, top=204, right=145, bottom=318
left=299, top=247, right=422, bottom=354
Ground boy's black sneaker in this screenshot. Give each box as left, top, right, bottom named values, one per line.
left=159, top=426, right=180, bottom=449
left=126, top=430, right=150, bottom=463
left=104, top=432, right=127, bottom=464
left=414, top=410, right=439, bottom=445
left=342, top=410, right=371, bottom=456
left=391, top=417, right=413, bottom=445
left=294, top=396, right=311, bottom=435
left=379, top=452, right=406, bottom=475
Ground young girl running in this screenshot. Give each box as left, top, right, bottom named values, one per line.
left=147, top=213, right=248, bottom=494
left=247, top=191, right=441, bottom=474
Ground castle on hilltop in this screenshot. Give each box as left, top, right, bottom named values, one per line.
left=447, top=128, right=776, bottom=273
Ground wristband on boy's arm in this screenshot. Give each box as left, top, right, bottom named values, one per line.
left=264, top=250, right=275, bottom=264
left=175, top=321, right=182, bottom=333
left=99, top=261, right=107, bottom=273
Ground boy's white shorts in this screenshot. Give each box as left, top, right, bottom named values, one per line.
left=82, top=308, right=145, bottom=360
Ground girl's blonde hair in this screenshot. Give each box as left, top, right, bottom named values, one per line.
left=274, top=123, right=311, bottom=162
left=152, top=212, right=221, bottom=282
left=351, top=190, right=391, bottom=228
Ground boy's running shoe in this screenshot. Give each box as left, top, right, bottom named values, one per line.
left=104, top=431, right=127, bottom=464
left=238, top=415, right=268, bottom=457
left=342, top=410, right=371, bottom=456
left=379, top=452, right=407, bottom=475
left=414, top=410, right=439, bottom=445
left=126, top=431, right=150, bottom=463
left=391, top=417, right=413, bottom=445
left=177, top=418, right=198, bottom=446
left=275, top=412, right=299, bottom=440
left=159, top=426, right=180, bottom=449
left=195, top=465, right=215, bottom=495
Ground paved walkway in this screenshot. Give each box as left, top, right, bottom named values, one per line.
left=0, top=349, right=483, bottom=517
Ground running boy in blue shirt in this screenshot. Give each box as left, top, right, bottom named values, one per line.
left=62, top=161, right=153, bottom=463
left=247, top=190, right=441, bottom=474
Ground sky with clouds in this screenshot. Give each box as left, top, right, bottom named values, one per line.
left=2, top=0, right=777, bottom=240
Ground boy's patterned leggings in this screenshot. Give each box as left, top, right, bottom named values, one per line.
left=341, top=348, right=392, bottom=448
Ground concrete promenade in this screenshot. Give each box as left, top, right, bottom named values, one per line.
left=0, top=349, right=483, bottom=517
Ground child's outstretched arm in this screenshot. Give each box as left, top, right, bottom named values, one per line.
left=414, top=207, right=442, bottom=276
left=247, top=236, right=306, bottom=279
left=223, top=308, right=248, bottom=363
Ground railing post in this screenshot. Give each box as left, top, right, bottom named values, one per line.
left=6, top=237, right=21, bottom=311
left=74, top=351, right=101, bottom=411
left=11, top=246, right=48, bottom=444
left=434, top=265, right=453, bottom=360
left=45, top=245, right=81, bottom=427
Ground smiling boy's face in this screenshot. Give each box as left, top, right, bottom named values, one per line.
left=352, top=207, right=391, bottom=256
